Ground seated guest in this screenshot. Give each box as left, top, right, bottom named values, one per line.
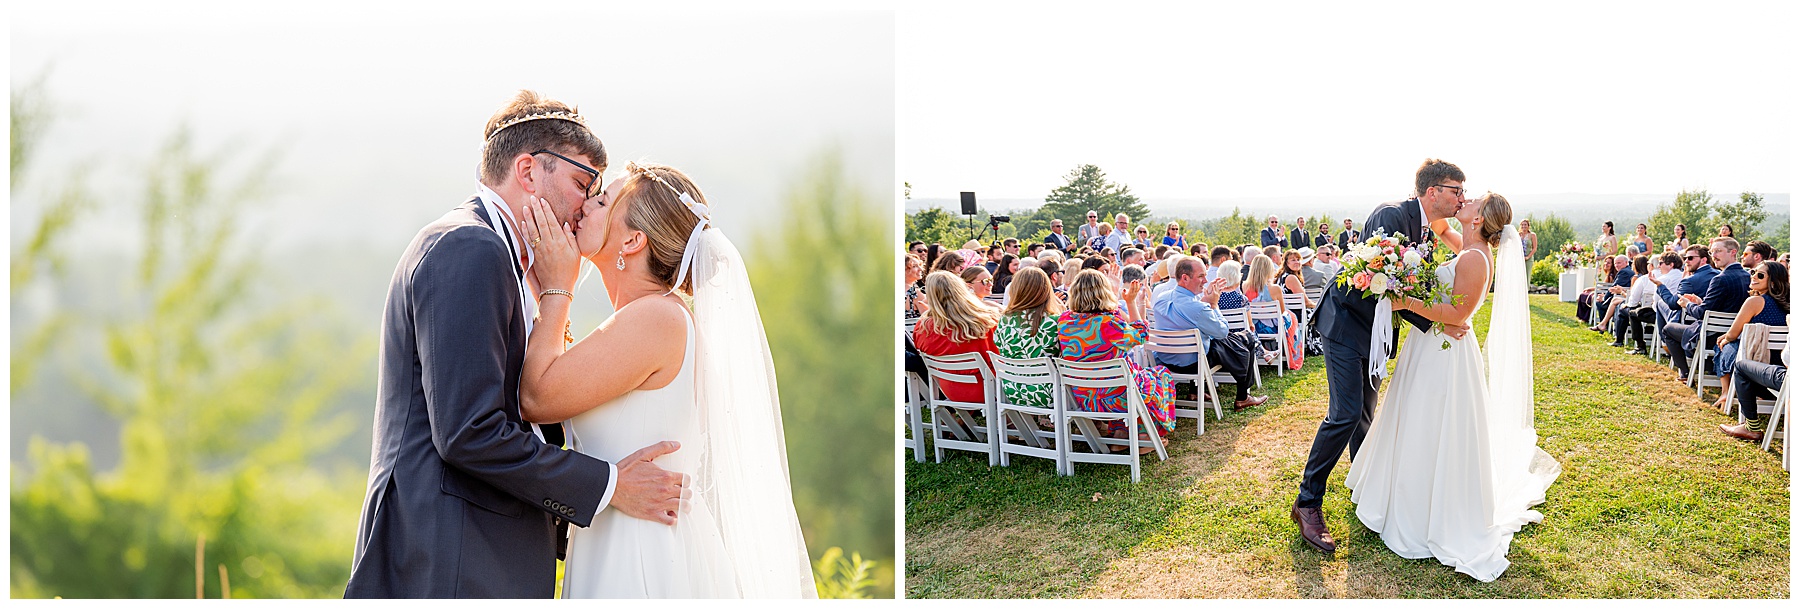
left=1121, top=264, right=1148, bottom=310
left=1035, top=257, right=1068, bottom=301
left=994, top=267, right=1065, bottom=411
left=1277, top=249, right=1319, bottom=308
left=1027, top=243, right=1044, bottom=259
left=1207, top=245, right=1234, bottom=282
left=1623, top=252, right=1681, bottom=354
left=1577, top=256, right=1614, bottom=325
left=1312, top=245, right=1343, bottom=281
left=930, top=249, right=966, bottom=275
left=992, top=253, right=1021, bottom=297
left=1243, top=254, right=1303, bottom=370
left=904, top=253, right=927, bottom=321
left=1057, top=269, right=1177, bottom=443
left=1189, top=243, right=1209, bottom=258
left=1649, top=245, right=1717, bottom=335
left=1664, top=237, right=1752, bottom=382
left=1089, top=222, right=1115, bottom=252
left=1133, top=225, right=1153, bottom=250
left=913, top=271, right=1001, bottom=404
left=1609, top=255, right=1653, bottom=348
left=1060, top=258, right=1082, bottom=293
left=1214, top=260, right=1247, bottom=314
left=1152, top=256, right=1267, bottom=409
left=961, top=265, right=1001, bottom=307
left=1710, top=261, right=1788, bottom=416
left=1589, top=255, right=1633, bottom=332
left=1719, top=263, right=1790, bottom=442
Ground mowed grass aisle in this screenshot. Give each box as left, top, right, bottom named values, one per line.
left=904, top=295, right=1789, bottom=598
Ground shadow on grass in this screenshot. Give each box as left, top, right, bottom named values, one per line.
left=906, top=362, right=1318, bottom=598
left=1531, top=303, right=1583, bottom=328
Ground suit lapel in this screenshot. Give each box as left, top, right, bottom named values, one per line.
left=471, top=197, right=526, bottom=278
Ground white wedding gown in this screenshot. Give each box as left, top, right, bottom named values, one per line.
left=561, top=307, right=739, bottom=598
left=1344, top=246, right=1562, bottom=582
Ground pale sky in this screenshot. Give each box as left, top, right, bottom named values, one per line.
left=899, top=1, right=1796, bottom=202
left=11, top=1, right=894, bottom=251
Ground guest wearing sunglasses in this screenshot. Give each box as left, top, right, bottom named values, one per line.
left=1261, top=215, right=1286, bottom=248
left=1717, top=261, right=1789, bottom=442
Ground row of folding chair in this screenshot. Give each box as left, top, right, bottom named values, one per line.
left=910, top=352, right=1169, bottom=482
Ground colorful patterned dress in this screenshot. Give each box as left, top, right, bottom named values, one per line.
left=1055, top=310, right=1176, bottom=435
left=994, top=312, right=1061, bottom=408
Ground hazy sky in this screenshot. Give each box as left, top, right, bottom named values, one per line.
left=11, top=1, right=895, bottom=251
left=899, top=1, right=1795, bottom=202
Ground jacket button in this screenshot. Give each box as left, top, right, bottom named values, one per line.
left=544, top=499, right=553, bottom=507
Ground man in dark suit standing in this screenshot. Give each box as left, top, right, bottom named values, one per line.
left=1288, top=217, right=1310, bottom=252
left=1261, top=215, right=1286, bottom=248
left=1045, top=218, right=1073, bottom=251
left=1662, top=237, right=1752, bottom=381
left=347, top=91, right=685, bottom=598
left=1292, top=159, right=1471, bottom=554
left=1337, top=218, right=1361, bottom=250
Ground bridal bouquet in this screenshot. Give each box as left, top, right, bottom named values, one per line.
left=1335, top=231, right=1453, bottom=308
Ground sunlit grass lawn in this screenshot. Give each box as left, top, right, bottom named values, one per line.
left=904, top=295, right=1789, bottom=598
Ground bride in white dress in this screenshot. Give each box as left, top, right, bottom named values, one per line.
left=1344, top=193, right=1562, bottom=582
left=514, top=162, right=816, bottom=598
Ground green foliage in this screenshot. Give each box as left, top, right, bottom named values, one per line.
left=1713, top=191, right=1768, bottom=246
left=749, top=148, right=895, bottom=597
left=1757, top=213, right=1789, bottom=254
left=1646, top=190, right=1715, bottom=253
left=1038, top=164, right=1150, bottom=232
left=1525, top=213, right=1575, bottom=264
left=10, top=120, right=372, bottom=598
left=1530, top=257, right=1562, bottom=287
left=1188, top=208, right=1263, bottom=251
left=812, top=547, right=878, bottom=599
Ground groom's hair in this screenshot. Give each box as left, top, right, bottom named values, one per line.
left=1413, top=158, right=1466, bottom=197
left=479, top=90, right=608, bottom=187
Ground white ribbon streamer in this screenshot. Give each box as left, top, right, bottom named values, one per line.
left=1368, top=297, right=1394, bottom=385
left=668, top=191, right=710, bottom=295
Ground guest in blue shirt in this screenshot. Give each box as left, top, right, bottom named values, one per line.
left=1152, top=256, right=1267, bottom=409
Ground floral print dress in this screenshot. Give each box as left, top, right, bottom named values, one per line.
left=994, top=312, right=1060, bottom=408
left=1055, top=310, right=1176, bottom=435
left=1245, top=288, right=1303, bottom=370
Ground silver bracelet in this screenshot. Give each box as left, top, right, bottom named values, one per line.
left=539, top=289, right=574, bottom=301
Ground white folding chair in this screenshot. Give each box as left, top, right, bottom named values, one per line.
left=1220, top=306, right=1263, bottom=388
left=1305, top=285, right=1326, bottom=312
left=1644, top=317, right=1664, bottom=362
left=1247, top=300, right=1289, bottom=377
left=1053, top=358, right=1169, bottom=483
left=1692, top=310, right=1738, bottom=398
left=1728, top=326, right=1788, bottom=424
left=920, top=352, right=1000, bottom=466
left=1284, top=292, right=1312, bottom=347
left=992, top=355, right=1067, bottom=473
left=1142, top=328, right=1221, bottom=436
left=903, top=370, right=929, bottom=463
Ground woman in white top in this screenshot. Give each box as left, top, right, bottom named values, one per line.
left=1603, top=255, right=1655, bottom=348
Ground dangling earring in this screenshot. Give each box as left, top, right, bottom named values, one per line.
left=615, top=251, right=626, bottom=270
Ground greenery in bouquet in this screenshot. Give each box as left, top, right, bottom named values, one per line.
left=1335, top=231, right=1460, bottom=333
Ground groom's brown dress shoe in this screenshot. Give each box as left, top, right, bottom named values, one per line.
left=1291, top=504, right=1336, bottom=553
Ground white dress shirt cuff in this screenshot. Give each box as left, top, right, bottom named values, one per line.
left=593, top=462, right=619, bottom=518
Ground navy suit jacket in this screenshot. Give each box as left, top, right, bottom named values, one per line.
left=1612, top=267, right=1635, bottom=288
left=1657, top=264, right=1717, bottom=314
left=1288, top=228, right=1309, bottom=250
left=1261, top=226, right=1285, bottom=248
left=1313, top=198, right=1433, bottom=361
left=1045, top=231, right=1072, bottom=251
left=1337, top=229, right=1361, bottom=250
left=347, top=199, right=612, bottom=598
left=1680, top=263, right=1752, bottom=349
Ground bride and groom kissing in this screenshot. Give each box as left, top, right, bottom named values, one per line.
left=344, top=91, right=815, bottom=598
left=1295, top=159, right=1562, bottom=582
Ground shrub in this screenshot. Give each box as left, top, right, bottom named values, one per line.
left=1530, top=257, right=1561, bottom=287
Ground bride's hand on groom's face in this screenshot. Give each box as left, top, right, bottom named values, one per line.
left=522, top=195, right=581, bottom=293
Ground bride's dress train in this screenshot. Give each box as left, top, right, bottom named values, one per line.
left=1344, top=238, right=1561, bottom=582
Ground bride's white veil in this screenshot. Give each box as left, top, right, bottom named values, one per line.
left=679, top=211, right=819, bottom=598
left=1486, top=224, right=1562, bottom=522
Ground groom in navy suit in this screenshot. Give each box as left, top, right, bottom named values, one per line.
left=1292, top=159, right=1472, bottom=554
left=347, top=92, right=685, bottom=598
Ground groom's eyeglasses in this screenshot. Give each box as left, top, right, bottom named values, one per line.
left=1434, top=184, right=1465, bottom=196
left=532, top=149, right=602, bottom=198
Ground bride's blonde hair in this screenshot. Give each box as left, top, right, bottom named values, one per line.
left=614, top=162, right=708, bottom=294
